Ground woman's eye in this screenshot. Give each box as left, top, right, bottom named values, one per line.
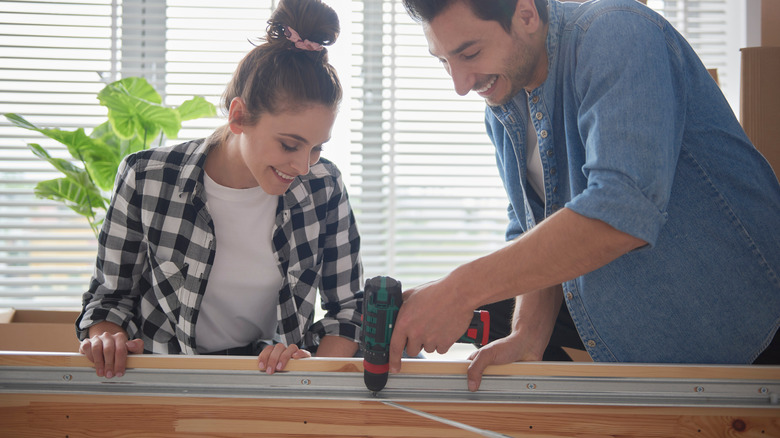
left=282, top=143, right=296, bottom=152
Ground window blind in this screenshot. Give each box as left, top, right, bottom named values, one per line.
left=347, top=0, right=508, bottom=286
left=0, top=0, right=275, bottom=308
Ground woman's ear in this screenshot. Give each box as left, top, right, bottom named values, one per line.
left=228, top=97, right=246, bottom=134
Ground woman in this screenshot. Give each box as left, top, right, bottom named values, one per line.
left=76, top=0, right=363, bottom=378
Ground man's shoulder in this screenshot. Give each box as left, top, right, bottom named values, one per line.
left=561, top=0, right=663, bottom=29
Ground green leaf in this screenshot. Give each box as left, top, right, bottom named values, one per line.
left=85, top=155, right=121, bottom=191
left=99, top=77, right=181, bottom=141
left=6, top=114, right=90, bottom=157
left=8, top=115, right=118, bottom=177
left=107, top=77, right=162, bottom=104
left=176, top=96, right=217, bottom=121
left=4, top=113, right=39, bottom=130
left=34, top=177, right=107, bottom=218
left=27, top=143, right=88, bottom=182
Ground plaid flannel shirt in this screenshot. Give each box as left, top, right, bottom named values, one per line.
left=76, top=138, right=363, bottom=354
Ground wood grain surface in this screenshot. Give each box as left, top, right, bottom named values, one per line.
left=0, top=393, right=778, bottom=437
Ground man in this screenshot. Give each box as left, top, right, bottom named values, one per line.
left=390, top=0, right=780, bottom=391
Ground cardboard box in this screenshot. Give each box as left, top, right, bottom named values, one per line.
left=740, top=46, right=780, bottom=177
left=0, top=309, right=81, bottom=352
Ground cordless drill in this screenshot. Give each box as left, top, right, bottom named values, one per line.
left=361, top=275, right=490, bottom=392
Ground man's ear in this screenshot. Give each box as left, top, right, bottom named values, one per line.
left=228, top=97, right=246, bottom=134
left=514, top=0, right=541, bottom=33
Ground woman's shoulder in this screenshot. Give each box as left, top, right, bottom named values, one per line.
left=123, top=139, right=207, bottom=170
left=303, top=157, right=343, bottom=183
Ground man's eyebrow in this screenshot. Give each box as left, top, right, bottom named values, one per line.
left=429, top=40, right=479, bottom=58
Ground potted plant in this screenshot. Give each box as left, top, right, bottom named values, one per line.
left=4, top=77, right=216, bottom=237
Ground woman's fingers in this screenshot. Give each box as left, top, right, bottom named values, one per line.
left=257, top=344, right=310, bottom=374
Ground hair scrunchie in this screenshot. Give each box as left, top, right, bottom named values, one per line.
left=283, top=25, right=323, bottom=52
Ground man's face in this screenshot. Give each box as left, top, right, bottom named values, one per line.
left=422, top=0, right=547, bottom=106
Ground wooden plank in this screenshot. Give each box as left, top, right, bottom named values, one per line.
left=0, top=393, right=778, bottom=438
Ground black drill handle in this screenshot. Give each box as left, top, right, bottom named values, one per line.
left=458, top=310, right=491, bottom=347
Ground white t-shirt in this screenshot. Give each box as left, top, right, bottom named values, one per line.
left=195, top=172, right=283, bottom=353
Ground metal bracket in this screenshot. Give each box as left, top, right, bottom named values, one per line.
left=1, top=365, right=778, bottom=408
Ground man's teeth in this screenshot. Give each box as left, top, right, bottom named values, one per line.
left=475, top=76, right=496, bottom=93
left=275, top=169, right=294, bottom=180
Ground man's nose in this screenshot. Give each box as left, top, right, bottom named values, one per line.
left=450, top=65, right=474, bottom=96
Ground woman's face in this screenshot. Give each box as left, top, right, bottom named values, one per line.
left=231, top=101, right=337, bottom=195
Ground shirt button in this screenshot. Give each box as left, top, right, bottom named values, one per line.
left=540, top=130, right=548, bottom=138
left=550, top=167, right=557, bottom=175
left=587, top=340, right=596, bottom=348
left=535, top=112, right=543, bottom=120
left=566, top=292, right=573, bottom=300
left=546, top=149, right=554, bottom=156
left=532, top=96, right=539, bottom=104
left=552, top=186, right=558, bottom=193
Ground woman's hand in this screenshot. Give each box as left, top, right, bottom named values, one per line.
left=79, top=322, right=144, bottom=378
left=257, top=343, right=311, bottom=375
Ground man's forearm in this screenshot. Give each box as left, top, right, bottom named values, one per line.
left=509, top=285, right=562, bottom=360
left=450, top=208, right=646, bottom=310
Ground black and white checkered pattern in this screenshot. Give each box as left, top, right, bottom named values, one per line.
left=76, top=138, right=363, bottom=354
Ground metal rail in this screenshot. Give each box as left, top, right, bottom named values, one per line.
left=1, top=364, right=778, bottom=409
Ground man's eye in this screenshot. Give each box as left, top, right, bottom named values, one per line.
left=464, top=51, right=480, bottom=60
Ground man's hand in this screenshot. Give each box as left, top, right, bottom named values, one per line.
left=388, top=277, right=473, bottom=373
left=466, top=333, right=543, bottom=392
left=466, top=286, right=562, bottom=391
left=79, top=322, right=144, bottom=378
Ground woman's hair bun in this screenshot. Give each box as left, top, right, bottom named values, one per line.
left=266, top=0, right=340, bottom=52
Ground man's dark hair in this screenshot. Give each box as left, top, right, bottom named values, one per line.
left=402, top=0, right=549, bottom=32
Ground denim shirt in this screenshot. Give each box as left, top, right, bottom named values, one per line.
left=486, top=0, right=780, bottom=363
